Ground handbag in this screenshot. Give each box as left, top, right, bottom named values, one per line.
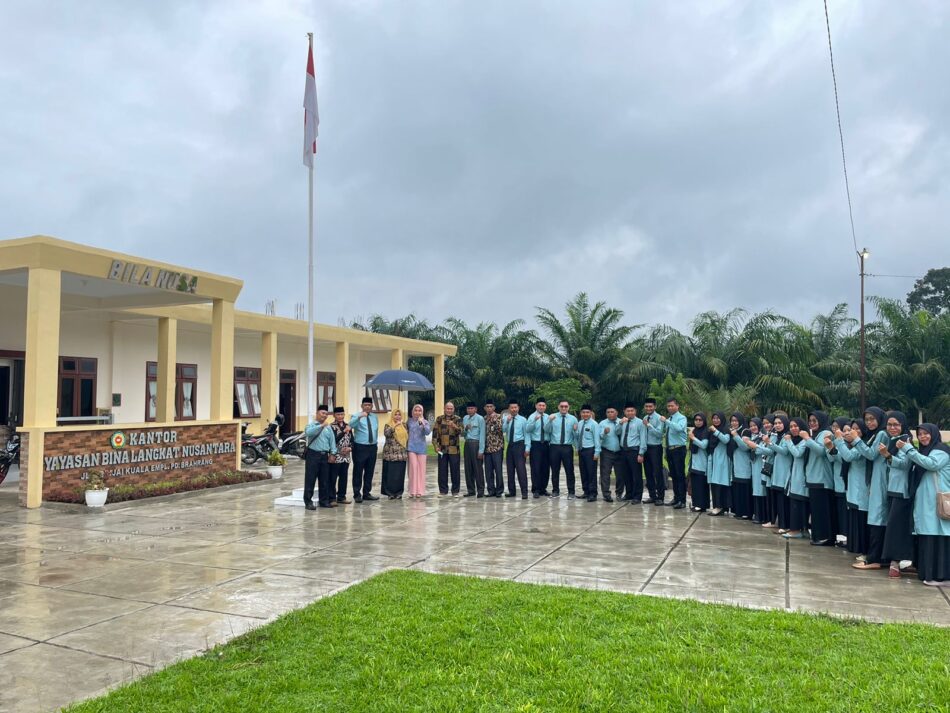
left=761, top=460, right=774, bottom=477
left=938, top=478, right=950, bottom=520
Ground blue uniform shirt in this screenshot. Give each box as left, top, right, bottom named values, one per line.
left=643, top=412, right=664, bottom=446
left=525, top=411, right=549, bottom=444
left=575, top=418, right=601, bottom=456
left=462, top=413, right=486, bottom=454
left=618, top=417, right=646, bottom=454
left=544, top=413, right=578, bottom=446
left=348, top=412, right=379, bottom=445
left=305, top=421, right=338, bottom=454
left=664, top=412, right=688, bottom=447
left=502, top=414, right=529, bottom=451
left=598, top=418, right=621, bottom=452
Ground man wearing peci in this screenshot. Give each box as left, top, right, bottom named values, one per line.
left=462, top=402, right=486, bottom=497
left=328, top=406, right=353, bottom=505
left=662, top=397, right=689, bottom=508
left=618, top=403, right=647, bottom=502
left=432, top=402, right=463, bottom=496
left=525, top=398, right=550, bottom=497
left=575, top=404, right=601, bottom=502
left=502, top=399, right=530, bottom=499
left=598, top=406, right=622, bottom=502
left=349, top=396, right=380, bottom=502
left=304, top=405, right=338, bottom=510
left=642, top=398, right=665, bottom=505
left=483, top=400, right=505, bottom=498
left=545, top=399, right=579, bottom=498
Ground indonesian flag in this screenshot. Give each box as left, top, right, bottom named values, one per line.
left=303, top=39, right=319, bottom=167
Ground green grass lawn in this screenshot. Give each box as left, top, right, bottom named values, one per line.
left=69, top=571, right=949, bottom=712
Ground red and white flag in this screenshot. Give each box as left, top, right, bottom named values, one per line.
left=303, top=39, right=319, bottom=167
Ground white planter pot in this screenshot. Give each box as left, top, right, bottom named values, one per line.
left=85, top=488, right=109, bottom=508
left=266, top=466, right=283, bottom=479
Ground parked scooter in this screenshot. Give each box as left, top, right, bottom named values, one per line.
left=240, top=414, right=284, bottom=466
left=0, top=434, right=20, bottom=485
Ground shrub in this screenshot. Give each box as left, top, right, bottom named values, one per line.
left=47, top=470, right=270, bottom=505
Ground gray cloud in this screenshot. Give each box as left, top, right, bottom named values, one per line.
left=1, top=0, right=947, bottom=333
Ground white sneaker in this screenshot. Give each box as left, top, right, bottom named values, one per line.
left=855, top=555, right=867, bottom=563
left=922, top=580, right=946, bottom=587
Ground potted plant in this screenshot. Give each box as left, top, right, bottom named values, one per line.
left=266, top=449, right=286, bottom=479
left=84, top=470, right=109, bottom=507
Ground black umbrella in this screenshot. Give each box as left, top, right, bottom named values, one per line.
left=363, top=369, right=435, bottom=392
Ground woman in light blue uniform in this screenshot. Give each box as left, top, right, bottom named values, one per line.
left=835, top=419, right=871, bottom=556
left=729, top=413, right=753, bottom=520
left=851, top=407, right=890, bottom=570
left=900, top=424, right=950, bottom=587
left=744, top=417, right=769, bottom=524
left=783, top=417, right=810, bottom=539
left=878, top=411, right=914, bottom=577
left=707, top=412, right=732, bottom=516
left=824, top=417, right=852, bottom=546
left=763, top=415, right=792, bottom=531
left=687, top=413, right=710, bottom=512
left=802, top=410, right=835, bottom=545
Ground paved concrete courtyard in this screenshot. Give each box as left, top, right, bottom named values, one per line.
left=1, top=461, right=949, bottom=712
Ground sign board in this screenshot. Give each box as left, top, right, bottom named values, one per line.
left=39, top=422, right=238, bottom=501
left=106, top=259, right=199, bottom=294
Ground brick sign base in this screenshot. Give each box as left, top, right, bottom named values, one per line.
left=29, top=422, right=239, bottom=504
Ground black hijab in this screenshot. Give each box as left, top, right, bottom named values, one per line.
left=909, top=423, right=949, bottom=497
left=884, top=410, right=910, bottom=456
left=749, top=417, right=763, bottom=442
left=809, top=410, right=830, bottom=436
left=771, top=415, right=790, bottom=445
left=708, top=412, right=728, bottom=454
left=790, top=417, right=808, bottom=445
left=689, top=413, right=708, bottom=455
left=727, top=412, right=746, bottom=457
left=862, top=407, right=886, bottom=445
left=831, top=417, right=852, bottom=482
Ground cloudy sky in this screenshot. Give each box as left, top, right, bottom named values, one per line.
left=2, top=0, right=947, bottom=333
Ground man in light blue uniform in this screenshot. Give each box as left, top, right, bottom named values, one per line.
left=304, top=405, right=338, bottom=510
left=462, top=401, right=486, bottom=497
left=618, top=403, right=647, bottom=502
left=525, top=398, right=550, bottom=497
left=349, top=396, right=380, bottom=503
left=575, top=404, right=601, bottom=501
left=598, top=406, right=622, bottom=502
left=642, top=398, right=665, bottom=505
left=662, top=398, right=689, bottom=509
left=545, top=399, right=579, bottom=497
left=502, top=399, right=529, bottom=498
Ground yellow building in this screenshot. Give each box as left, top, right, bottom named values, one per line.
left=0, top=236, right=456, bottom=508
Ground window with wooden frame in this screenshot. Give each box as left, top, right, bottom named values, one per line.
left=316, top=371, right=336, bottom=412
left=58, top=357, right=97, bottom=418
left=364, top=373, right=392, bottom=413
left=233, top=367, right=262, bottom=419
left=146, top=362, right=197, bottom=421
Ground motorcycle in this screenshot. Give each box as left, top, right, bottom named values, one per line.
left=278, top=430, right=308, bottom=460
left=240, top=415, right=284, bottom=466
left=0, top=434, right=20, bottom=485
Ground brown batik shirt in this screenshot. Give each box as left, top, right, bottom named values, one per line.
left=484, top=412, right=504, bottom=454
left=433, top=414, right=463, bottom=455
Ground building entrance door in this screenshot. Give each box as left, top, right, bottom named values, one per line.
left=279, top=370, right=296, bottom=433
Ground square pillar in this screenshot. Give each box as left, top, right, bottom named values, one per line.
left=335, top=341, right=350, bottom=415
left=22, top=267, right=61, bottom=509
left=391, top=348, right=405, bottom=415
left=210, top=299, right=235, bottom=420
left=261, top=331, right=278, bottom=432
left=156, top=317, right=177, bottom=423
left=433, top=354, right=445, bottom=419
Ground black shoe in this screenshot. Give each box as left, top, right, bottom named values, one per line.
left=363, top=493, right=379, bottom=501
left=495, top=493, right=502, bottom=498
left=551, top=491, right=561, bottom=498
left=304, top=502, right=317, bottom=511
left=587, top=496, right=597, bottom=502
left=673, top=502, right=686, bottom=509
left=653, top=500, right=664, bottom=506
left=604, top=495, right=614, bottom=502
left=533, top=493, right=540, bottom=499
left=643, top=498, right=655, bottom=505
left=541, top=490, right=551, bottom=497
left=476, top=493, right=484, bottom=498
left=354, top=495, right=363, bottom=503
left=567, top=493, right=576, bottom=500
left=663, top=500, right=677, bottom=506
left=318, top=502, right=333, bottom=509
left=337, top=497, right=351, bottom=504
left=464, top=493, right=475, bottom=497
left=504, top=493, right=515, bottom=498
left=521, top=494, right=528, bottom=499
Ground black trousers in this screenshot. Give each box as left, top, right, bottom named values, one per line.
left=382, top=460, right=406, bottom=496
left=548, top=443, right=575, bottom=494
left=599, top=449, right=620, bottom=497
left=753, top=495, right=769, bottom=523
left=808, top=487, right=834, bottom=542
left=506, top=441, right=528, bottom=496
left=867, top=524, right=887, bottom=565
left=304, top=449, right=331, bottom=506
left=690, top=470, right=709, bottom=510
left=711, top=483, right=730, bottom=511
left=882, top=496, right=915, bottom=562
left=529, top=441, right=549, bottom=493
left=332, top=461, right=349, bottom=500
left=437, top=452, right=461, bottom=494
left=578, top=447, right=596, bottom=497
left=618, top=449, right=643, bottom=500
left=731, top=479, right=752, bottom=518
left=667, top=446, right=687, bottom=504
left=789, top=497, right=809, bottom=531
left=484, top=450, right=504, bottom=495
left=770, top=488, right=790, bottom=529
left=351, top=443, right=378, bottom=498
left=644, top=444, right=664, bottom=500
left=464, top=440, right=485, bottom=495
left=835, top=493, right=849, bottom=538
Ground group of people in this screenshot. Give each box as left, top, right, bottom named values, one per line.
left=302, top=395, right=949, bottom=588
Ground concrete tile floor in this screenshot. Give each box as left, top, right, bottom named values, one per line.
left=1, top=459, right=950, bottom=713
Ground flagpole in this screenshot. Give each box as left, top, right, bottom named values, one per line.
left=306, top=32, right=315, bottom=425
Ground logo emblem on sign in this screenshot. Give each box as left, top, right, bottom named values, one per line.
left=109, top=431, right=127, bottom=449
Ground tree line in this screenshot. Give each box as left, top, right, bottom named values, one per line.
left=346, top=274, right=950, bottom=427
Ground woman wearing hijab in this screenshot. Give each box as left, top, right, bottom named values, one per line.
left=743, top=418, right=770, bottom=523
left=406, top=404, right=432, bottom=499
left=878, top=411, right=914, bottom=577
left=381, top=410, right=409, bottom=499
left=729, top=412, right=754, bottom=520
left=900, top=424, right=950, bottom=587
left=824, top=417, right=853, bottom=547
left=687, top=413, right=710, bottom=512
left=763, top=415, right=793, bottom=530
left=835, top=419, right=872, bottom=557
left=783, top=417, right=810, bottom=539
left=851, top=407, right=890, bottom=569
left=800, top=410, right=835, bottom=545
left=707, top=412, right=732, bottom=516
